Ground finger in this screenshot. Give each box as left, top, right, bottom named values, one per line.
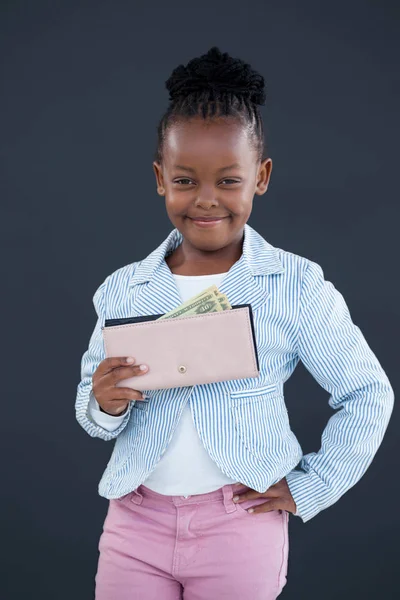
left=234, top=486, right=282, bottom=503
left=249, top=501, right=283, bottom=514
left=109, top=364, right=149, bottom=385
left=233, top=490, right=264, bottom=503
left=108, top=388, right=146, bottom=401
left=98, top=356, right=137, bottom=376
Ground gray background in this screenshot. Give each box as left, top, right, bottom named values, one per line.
left=1, top=0, right=399, bottom=598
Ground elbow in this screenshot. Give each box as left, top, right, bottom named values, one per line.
left=384, top=384, right=395, bottom=424
left=372, top=380, right=395, bottom=438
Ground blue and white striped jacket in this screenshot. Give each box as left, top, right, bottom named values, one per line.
left=75, top=224, right=394, bottom=522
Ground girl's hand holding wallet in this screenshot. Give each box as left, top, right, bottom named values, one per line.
left=101, top=304, right=260, bottom=391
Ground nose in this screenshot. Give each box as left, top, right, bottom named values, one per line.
left=194, top=191, right=218, bottom=209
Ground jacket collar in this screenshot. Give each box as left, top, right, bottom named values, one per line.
left=128, top=224, right=285, bottom=317
left=130, top=223, right=284, bottom=284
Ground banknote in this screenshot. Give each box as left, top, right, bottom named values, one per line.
left=217, top=293, right=231, bottom=311
left=158, top=285, right=231, bottom=320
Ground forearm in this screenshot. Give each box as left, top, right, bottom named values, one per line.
left=286, top=377, right=394, bottom=522
left=286, top=260, right=395, bottom=522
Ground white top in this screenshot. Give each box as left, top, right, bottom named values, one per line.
left=88, top=271, right=239, bottom=496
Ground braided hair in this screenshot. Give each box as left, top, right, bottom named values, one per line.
left=155, top=46, right=267, bottom=165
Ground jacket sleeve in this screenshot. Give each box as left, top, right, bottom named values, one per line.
left=285, top=260, right=394, bottom=523
left=75, top=278, right=135, bottom=441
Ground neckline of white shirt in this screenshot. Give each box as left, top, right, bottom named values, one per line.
left=171, top=272, right=229, bottom=279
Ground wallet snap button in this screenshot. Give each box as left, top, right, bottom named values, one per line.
left=178, top=365, right=187, bottom=373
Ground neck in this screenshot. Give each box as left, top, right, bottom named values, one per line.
left=166, top=231, right=244, bottom=276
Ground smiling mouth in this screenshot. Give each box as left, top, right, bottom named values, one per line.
left=189, top=217, right=229, bottom=221
left=188, top=217, right=228, bottom=228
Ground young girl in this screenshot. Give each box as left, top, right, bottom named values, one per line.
left=75, top=46, right=394, bottom=600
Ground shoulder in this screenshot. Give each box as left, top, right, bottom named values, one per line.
left=93, top=261, right=139, bottom=300
left=272, top=246, right=340, bottom=315
left=272, top=244, right=325, bottom=284
left=266, top=243, right=338, bottom=310
left=106, top=261, right=139, bottom=287
left=247, top=225, right=324, bottom=284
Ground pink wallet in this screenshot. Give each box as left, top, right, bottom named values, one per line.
left=101, top=304, right=260, bottom=391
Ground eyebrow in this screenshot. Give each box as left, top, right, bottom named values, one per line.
left=173, top=163, right=242, bottom=173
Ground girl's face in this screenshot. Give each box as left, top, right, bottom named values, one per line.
left=153, top=116, right=272, bottom=254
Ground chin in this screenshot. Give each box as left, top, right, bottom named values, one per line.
left=188, top=231, right=231, bottom=252
left=193, top=239, right=226, bottom=252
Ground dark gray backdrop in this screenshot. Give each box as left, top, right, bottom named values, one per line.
left=1, top=1, right=399, bottom=598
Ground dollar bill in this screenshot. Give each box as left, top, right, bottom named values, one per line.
left=158, top=285, right=231, bottom=320
left=158, top=285, right=222, bottom=320
left=217, top=293, right=232, bottom=311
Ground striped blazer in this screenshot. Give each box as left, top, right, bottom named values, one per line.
left=75, top=223, right=394, bottom=522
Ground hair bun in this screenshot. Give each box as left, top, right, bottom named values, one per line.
left=166, top=46, right=266, bottom=106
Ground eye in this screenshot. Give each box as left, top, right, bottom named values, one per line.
left=175, top=178, right=193, bottom=185
left=221, top=179, right=240, bottom=185
left=173, top=178, right=240, bottom=185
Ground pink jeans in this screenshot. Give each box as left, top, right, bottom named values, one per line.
left=95, top=482, right=289, bottom=599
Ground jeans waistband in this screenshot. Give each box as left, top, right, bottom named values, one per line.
left=128, top=482, right=250, bottom=513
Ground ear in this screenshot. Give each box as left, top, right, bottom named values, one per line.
left=153, top=161, right=165, bottom=195
left=254, top=157, right=273, bottom=196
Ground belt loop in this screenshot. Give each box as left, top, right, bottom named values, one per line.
left=222, top=485, right=237, bottom=514
left=130, top=487, right=144, bottom=505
